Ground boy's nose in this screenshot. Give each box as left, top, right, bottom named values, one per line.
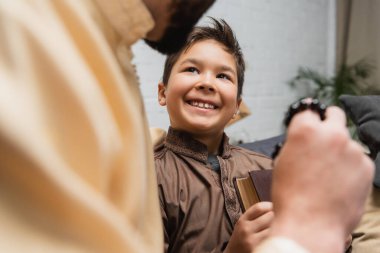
left=196, top=83, right=215, bottom=92
left=196, top=75, right=215, bottom=92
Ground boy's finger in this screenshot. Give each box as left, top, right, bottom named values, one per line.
left=244, top=201, right=273, bottom=220
left=248, top=210, right=274, bottom=233
left=248, top=228, right=270, bottom=244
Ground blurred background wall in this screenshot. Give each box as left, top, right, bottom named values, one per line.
left=132, top=0, right=377, bottom=144
left=337, top=0, right=380, bottom=86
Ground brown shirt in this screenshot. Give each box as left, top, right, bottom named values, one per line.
left=154, top=128, right=273, bottom=253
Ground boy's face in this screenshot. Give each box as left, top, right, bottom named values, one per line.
left=158, top=39, right=241, bottom=137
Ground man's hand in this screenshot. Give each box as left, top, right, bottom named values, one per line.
left=269, top=106, right=374, bottom=253
left=224, top=202, right=274, bottom=253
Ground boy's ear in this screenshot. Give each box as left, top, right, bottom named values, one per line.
left=236, top=98, right=242, bottom=114
left=232, top=98, right=242, bottom=119
left=158, top=82, right=167, bottom=106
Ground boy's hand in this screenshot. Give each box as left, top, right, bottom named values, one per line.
left=224, top=202, right=274, bottom=253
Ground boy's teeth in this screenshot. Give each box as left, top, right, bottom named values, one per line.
left=190, top=101, right=215, bottom=109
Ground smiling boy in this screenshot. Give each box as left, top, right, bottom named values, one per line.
left=154, top=19, right=273, bottom=253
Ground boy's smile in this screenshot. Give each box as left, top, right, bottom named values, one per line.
left=186, top=95, right=220, bottom=111
left=158, top=39, right=241, bottom=143
left=188, top=100, right=217, bottom=110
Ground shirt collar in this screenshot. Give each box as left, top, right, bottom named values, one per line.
left=164, top=127, right=232, bottom=163
left=94, top=0, right=155, bottom=45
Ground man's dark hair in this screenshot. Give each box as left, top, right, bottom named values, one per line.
left=161, top=18, right=246, bottom=98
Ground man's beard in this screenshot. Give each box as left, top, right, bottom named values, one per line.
left=144, top=24, right=193, bottom=54
left=144, top=0, right=215, bottom=55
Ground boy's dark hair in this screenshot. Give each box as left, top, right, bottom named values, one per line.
left=162, top=17, right=245, bottom=98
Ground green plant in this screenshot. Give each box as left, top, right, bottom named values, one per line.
left=289, top=59, right=379, bottom=106
left=289, top=59, right=380, bottom=139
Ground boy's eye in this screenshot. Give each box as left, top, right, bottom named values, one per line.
left=185, top=67, right=199, bottom=73
left=217, top=73, right=231, bottom=81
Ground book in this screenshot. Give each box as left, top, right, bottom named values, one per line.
left=233, top=169, right=273, bottom=212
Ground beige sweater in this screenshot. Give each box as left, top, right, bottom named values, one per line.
left=0, top=0, right=161, bottom=252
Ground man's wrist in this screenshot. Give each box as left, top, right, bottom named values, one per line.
left=269, top=216, right=345, bottom=253
left=255, top=236, right=309, bottom=253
